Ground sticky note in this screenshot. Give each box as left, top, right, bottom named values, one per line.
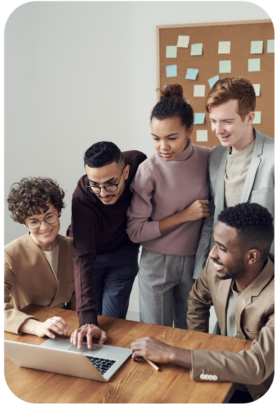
left=218, top=41, right=231, bottom=54
left=208, top=75, right=220, bottom=89
left=219, top=60, right=231, bottom=73
left=166, top=46, right=177, bottom=58
left=194, top=85, right=205, bottom=97
left=196, top=130, right=208, bottom=142
left=253, top=111, right=261, bottom=124
left=253, top=84, right=260, bottom=96
left=251, top=41, right=263, bottom=54
left=191, top=43, right=203, bottom=56
left=248, top=58, right=261, bottom=72
left=177, top=35, right=189, bottom=48
left=194, top=113, right=205, bottom=124
left=185, top=68, right=199, bottom=80
left=166, top=65, right=177, bottom=77
left=267, top=39, right=274, bottom=53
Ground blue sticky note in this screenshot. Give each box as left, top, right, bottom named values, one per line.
left=166, top=65, right=177, bottom=77
left=185, top=68, right=199, bottom=80
left=194, top=113, right=206, bottom=125
left=208, top=75, right=220, bottom=88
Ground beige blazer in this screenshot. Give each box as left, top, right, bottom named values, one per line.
left=187, top=254, right=274, bottom=401
left=4, top=233, right=76, bottom=334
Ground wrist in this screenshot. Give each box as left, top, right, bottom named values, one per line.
left=171, top=348, right=192, bottom=369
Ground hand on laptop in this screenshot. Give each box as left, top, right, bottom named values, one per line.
left=19, top=316, right=69, bottom=338
left=70, top=324, right=107, bottom=349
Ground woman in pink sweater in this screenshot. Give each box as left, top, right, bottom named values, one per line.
left=126, top=84, right=211, bottom=328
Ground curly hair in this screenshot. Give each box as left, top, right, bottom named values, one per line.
left=218, top=203, right=273, bottom=258
left=7, top=177, right=65, bottom=224
left=151, top=83, right=194, bottom=128
left=206, top=77, right=256, bottom=120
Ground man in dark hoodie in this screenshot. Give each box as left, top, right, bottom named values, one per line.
left=67, top=141, right=146, bottom=348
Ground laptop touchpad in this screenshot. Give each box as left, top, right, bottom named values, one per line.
left=40, top=338, right=73, bottom=351
left=69, top=343, right=105, bottom=356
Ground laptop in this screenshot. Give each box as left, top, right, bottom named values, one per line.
left=4, top=338, right=131, bottom=382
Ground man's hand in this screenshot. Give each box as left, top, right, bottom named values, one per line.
left=131, top=337, right=192, bottom=369
left=131, top=337, right=175, bottom=363
left=70, top=324, right=107, bottom=349
left=20, top=317, right=69, bottom=338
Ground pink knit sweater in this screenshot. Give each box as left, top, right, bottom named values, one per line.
left=126, top=140, right=211, bottom=256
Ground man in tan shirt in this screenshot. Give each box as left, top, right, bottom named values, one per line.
left=131, top=203, right=274, bottom=402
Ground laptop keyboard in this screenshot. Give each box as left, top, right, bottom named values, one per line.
left=86, top=356, right=116, bottom=375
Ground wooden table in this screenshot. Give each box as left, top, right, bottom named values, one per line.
left=4, top=305, right=252, bottom=403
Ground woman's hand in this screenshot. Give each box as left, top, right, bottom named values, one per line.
left=19, top=317, right=69, bottom=338
left=181, top=199, right=210, bottom=222
left=159, top=199, right=210, bottom=235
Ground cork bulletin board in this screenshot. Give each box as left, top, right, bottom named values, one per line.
left=157, top=20, right=274, bottom=148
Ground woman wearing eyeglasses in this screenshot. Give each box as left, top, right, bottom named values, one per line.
left=4, top=177, right=77, bottom=337
left=127, top=84, right=212, bottom=329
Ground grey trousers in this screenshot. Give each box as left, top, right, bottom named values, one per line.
left=139, top=248, right=195, bottom=329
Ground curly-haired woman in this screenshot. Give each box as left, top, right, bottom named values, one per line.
left=5, top=177, right=78, bottom=338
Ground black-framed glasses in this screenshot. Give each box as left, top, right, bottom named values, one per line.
left=25, top=213, right=61, bottom=229
left=86, top=168, right=125, bottom=194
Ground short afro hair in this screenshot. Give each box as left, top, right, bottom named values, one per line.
left=7, top=177, right=65, bottom=224
left=218, top=203, right=274, bottom=259
left=84, top=141, right=124, bottom=168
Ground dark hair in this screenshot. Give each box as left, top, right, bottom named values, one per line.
left=218, top=203, right=274, bottom=259
left=7, top=177, right=65, bottom=224
left=151, top=84, right=194, bottom=128
left=206, top=77, right=256, bottom=120
left=84, top=141, right=124, bottom=168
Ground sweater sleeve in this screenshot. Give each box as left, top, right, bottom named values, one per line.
left=71, top=196, right=98, bottom=326
left=126, top=164, right=162, bottom=243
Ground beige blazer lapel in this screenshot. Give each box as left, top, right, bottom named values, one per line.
left=51, top=234, right=65, bottom=307
left=235, top=255, right=274, bottom=339
left=215, top=279, right=231, bottom=335
left=241, top=130, right=263, bottom=203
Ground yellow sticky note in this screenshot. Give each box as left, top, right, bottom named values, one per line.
left=218, top=41, right=231, bottom=54
left=194, top=85, right=205, bottom=97
left=196, top=130, right=208, bottom=142
left=253, top=84, right=260, bottom=96
left=177, top=35, right=190, bottom=48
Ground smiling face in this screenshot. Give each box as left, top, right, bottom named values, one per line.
left=85, top=161, right=130, bottom=205
left=151, top=116, right=193, bottom=161
left=209, top=221, right=246, bottom=281
left=209, top=99, right=255, bottom=153
left=26, top=204, right=61, bottom=250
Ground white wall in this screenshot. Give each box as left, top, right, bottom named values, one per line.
left=4, top=1, right=271, bottom=320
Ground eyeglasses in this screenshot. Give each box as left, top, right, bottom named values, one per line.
left=26, top=213, right=60, bottom=229
left=85, top=168, right=125, bottom=194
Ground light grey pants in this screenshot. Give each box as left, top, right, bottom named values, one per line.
left=139, top=248, right=195, bottom=329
